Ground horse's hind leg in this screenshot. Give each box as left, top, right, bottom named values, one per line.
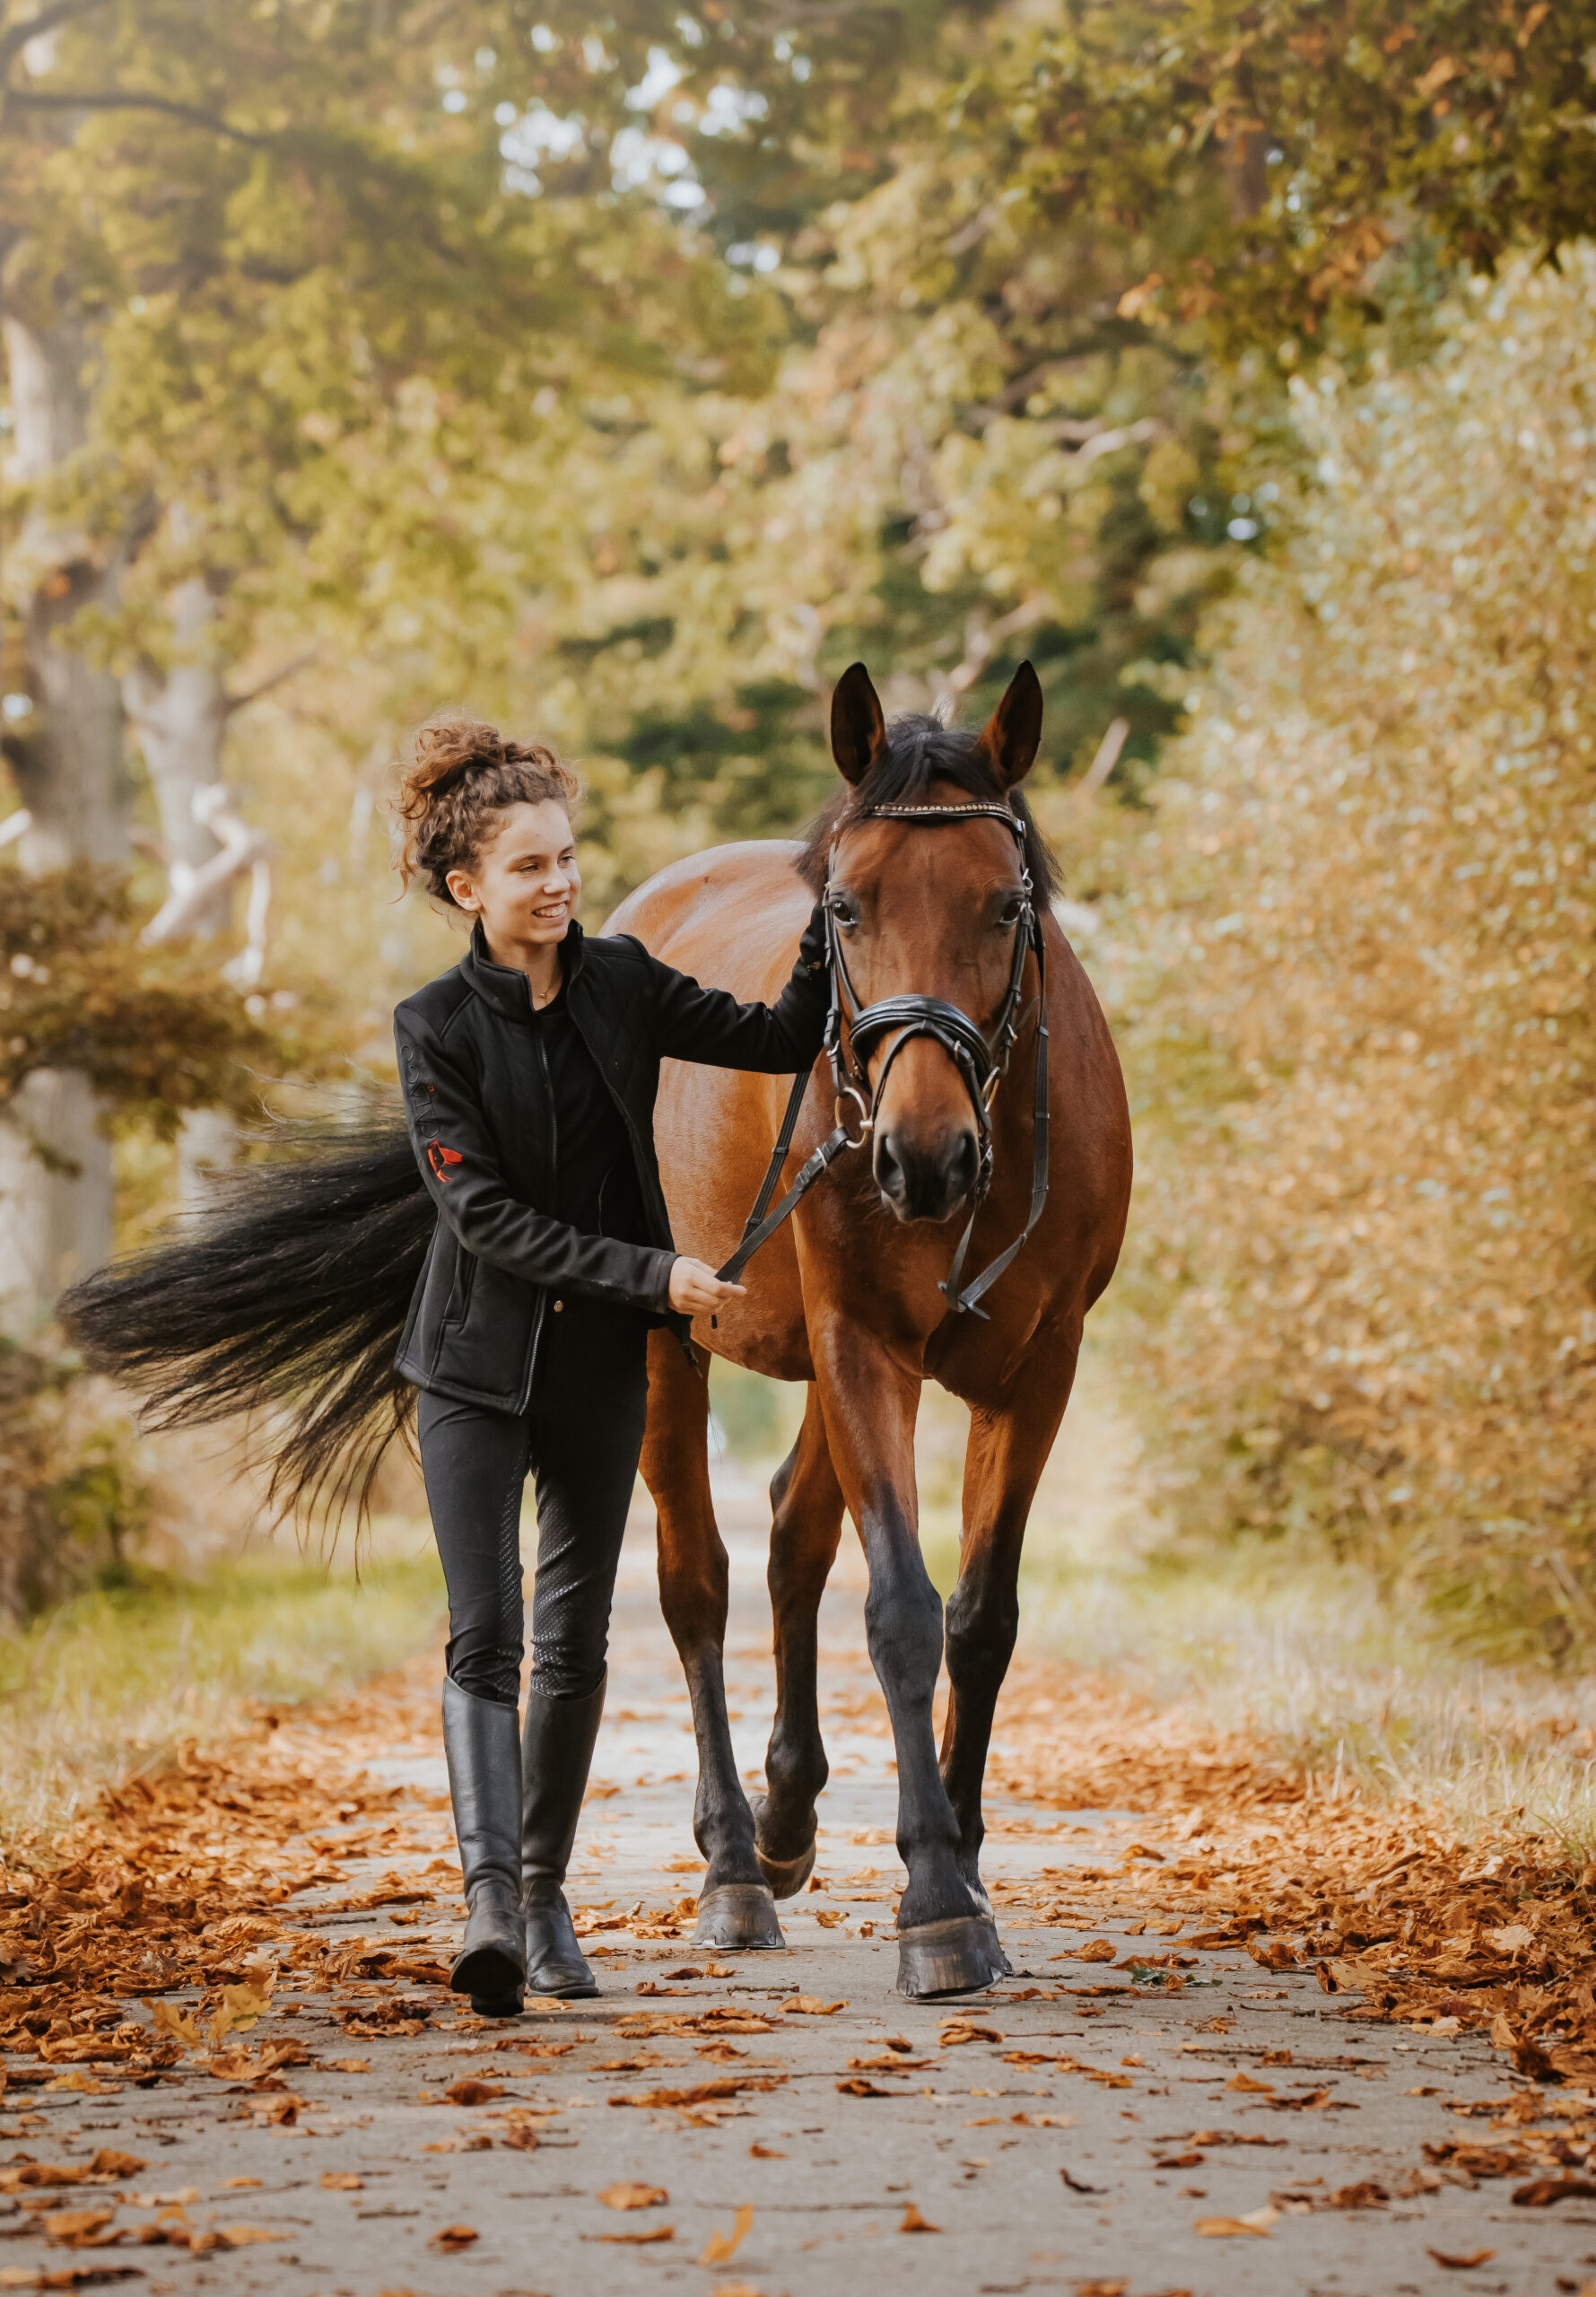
left=940, top=1322, right=1080, bottom=1971
left=638, top=1329, right=783, bottom=1952
left=753, top=1383, right=844, bottom=1898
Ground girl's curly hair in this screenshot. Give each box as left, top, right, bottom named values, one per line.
left=394, top=711, right=582, bottom=904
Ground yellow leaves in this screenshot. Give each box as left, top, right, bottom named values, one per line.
left=779, top=1995, right=845, bottom=2015
left=1069, top=1939, right=1117, bottom=1963
left=144, top=1972, right=275, bottom=2061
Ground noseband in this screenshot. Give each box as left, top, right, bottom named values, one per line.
left=715, top=799, right=1051, bottom=1322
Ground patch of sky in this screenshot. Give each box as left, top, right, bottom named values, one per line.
left=500, top=101, right=588, bottom=194
left=627, top=46, right=684, bottom=109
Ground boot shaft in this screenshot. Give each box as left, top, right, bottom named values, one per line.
left=521, top=1671, right=606, bottom=1891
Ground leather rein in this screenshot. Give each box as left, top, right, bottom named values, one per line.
left=714, top=799, right=1051, bottom=1322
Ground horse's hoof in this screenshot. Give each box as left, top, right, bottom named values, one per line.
left=895, top=1916, right=1002, bottom=2000
left=980, top=1918, right=1013, bottom=1978
left=693, top=1883, right=786, bottom=1952
left=754, top=1836, right=816, bottom=1900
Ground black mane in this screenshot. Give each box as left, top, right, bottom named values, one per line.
left=796, top=713, right=1059, bottom=903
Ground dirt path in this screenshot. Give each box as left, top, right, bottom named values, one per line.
left=0, top=1464, right=1592, bottom=2297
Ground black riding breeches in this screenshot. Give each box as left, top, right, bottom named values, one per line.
left=416, top=1305, right=650, bottom=1707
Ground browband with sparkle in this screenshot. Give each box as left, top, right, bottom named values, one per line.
left=853, top=800, right=1025, bottom=838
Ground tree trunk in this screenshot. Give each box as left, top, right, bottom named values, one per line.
left=124, top=560, right=240, bottom=1205
left=0, top=304, right=129, bottom=1333
left=123, top=567, right=231, bottom=925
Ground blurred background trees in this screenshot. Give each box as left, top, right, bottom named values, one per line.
left=4, top=0, right=1596, bottom=1653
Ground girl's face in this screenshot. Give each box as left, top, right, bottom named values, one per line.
left=446, top=799, right=580, bottom=948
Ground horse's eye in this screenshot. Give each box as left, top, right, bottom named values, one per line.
left=997, top=900, right=1025, bottom=930
left=829, top=896, right=859, bottom=931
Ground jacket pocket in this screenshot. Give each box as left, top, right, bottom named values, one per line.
left=441, top=1245, right=477, bottom=1329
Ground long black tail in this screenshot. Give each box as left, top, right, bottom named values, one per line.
left=59, top=1097, right=434, bottom=1532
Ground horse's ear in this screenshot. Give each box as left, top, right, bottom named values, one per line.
left=830, top=662, right=887, bottom=786
left=975, top=660, right=1043, bottom=789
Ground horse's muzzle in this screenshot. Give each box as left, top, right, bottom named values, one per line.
left=872, top=1125, right=981, bottom=1223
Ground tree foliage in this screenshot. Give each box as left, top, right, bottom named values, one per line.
left=1097, top=254, right=1596, bottom=1655
left=0, top=868, right=292, bottom=1140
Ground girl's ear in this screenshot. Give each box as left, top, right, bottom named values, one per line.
left=445, top=868, right=481, bottom=911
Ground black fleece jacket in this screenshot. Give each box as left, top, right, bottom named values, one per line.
left=393, top=908, right=829, bottom=1413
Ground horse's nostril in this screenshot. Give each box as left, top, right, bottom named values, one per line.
left=874, top=1133, right=907, bottom=1200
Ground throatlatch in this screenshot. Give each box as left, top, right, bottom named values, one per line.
left=715, top=800, right=1051, bottom=1320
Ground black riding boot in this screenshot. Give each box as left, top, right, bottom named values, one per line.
left=521, top=1673, right=605, bottom=1998
left=441, top=1677, right=526, bottom=2016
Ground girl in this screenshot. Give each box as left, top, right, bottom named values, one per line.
left=65, top=712, right=829, bottom=2018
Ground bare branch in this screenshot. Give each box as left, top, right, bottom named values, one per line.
left=4, top=85, right=267, bottom=145
left=223, top=649, right=317, bottom=718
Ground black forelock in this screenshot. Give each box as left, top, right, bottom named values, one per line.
left=795, top=712, right=1059, bottom=903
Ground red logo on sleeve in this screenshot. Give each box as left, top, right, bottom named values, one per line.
left=426, top=1140, right=463, bottom=1183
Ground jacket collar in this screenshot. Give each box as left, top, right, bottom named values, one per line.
left=461, top=918, right=587, bottom=1020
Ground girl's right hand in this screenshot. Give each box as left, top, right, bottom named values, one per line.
left=668, top=1257, right=746, bottom=1315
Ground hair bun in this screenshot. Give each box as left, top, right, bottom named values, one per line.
left=403, top=712, right=505, bottom=802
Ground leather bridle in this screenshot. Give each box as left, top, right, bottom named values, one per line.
left=714, top=799, right=1051, bottom=1322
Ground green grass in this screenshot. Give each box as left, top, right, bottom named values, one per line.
left=0, top=1527, right=445, bottom=1848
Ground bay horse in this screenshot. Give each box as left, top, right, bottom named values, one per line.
left=607, top=661, right=1132, bottom=1999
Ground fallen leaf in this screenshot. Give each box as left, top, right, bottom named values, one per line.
left=430, top=2224, right=479, bottom=2251
left=1484, top=1925, right=1534, bottom=1954
left=1427, top=2251, right=1496, bottom=2272
left=327, top=2058, right=370, bottom=2074
left=598, top=2183, right=667, bottom=2212
left=444, top=2078, right=504, bottom=2106
left=1156, top=2153, right=1205, bottom=2170
left=1061, top=2168, right=1104, bottom=2194
left=593, top=2224, right=675, bottom=2246
left=209, top=1974, right=274, bottom=2044
left=320, top=2171, right=362, bottom=2191
left=1324, top=2182, right=1389, bottom=2211
left=939, top=2022, right=1002, bottom=2047
left=42, top=2210, right=115, bottom=2246
left=780, top=1996, right=845, bottom=2015
left=899, top=2204, right=940, bottom=2232
left=1194, top=2215, right=1271, bottom=2238
left=700, top=2203, right=753, bottom=2264
left=144, top=1999, right=203, bottom=2052
left=749, top=2143, right=786, bottom=2158
left=1073, top=1941, right=1117, bottom=1963
left=838, top=2079, right=899, bottom=2098
left=217, top=2225, right=286, bottom=2248
left=501, top=2124, right=539, bottom=2153
left=1513, top=2177, right=1596, bottom=2207
left=1226, top=2073, right=1274, bottom=2093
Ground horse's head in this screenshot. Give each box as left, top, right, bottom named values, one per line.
left=811, top=659, right=1050, bottom=1226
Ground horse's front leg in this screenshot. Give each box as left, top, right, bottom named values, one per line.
left=942, top=1319, right=1081, bottom=1969
left=754, top=1381, right=844, bottom=1896
left=638, top=1329, right=783, bottom=1952
left=810, top=1318, right=999, bottom=1999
